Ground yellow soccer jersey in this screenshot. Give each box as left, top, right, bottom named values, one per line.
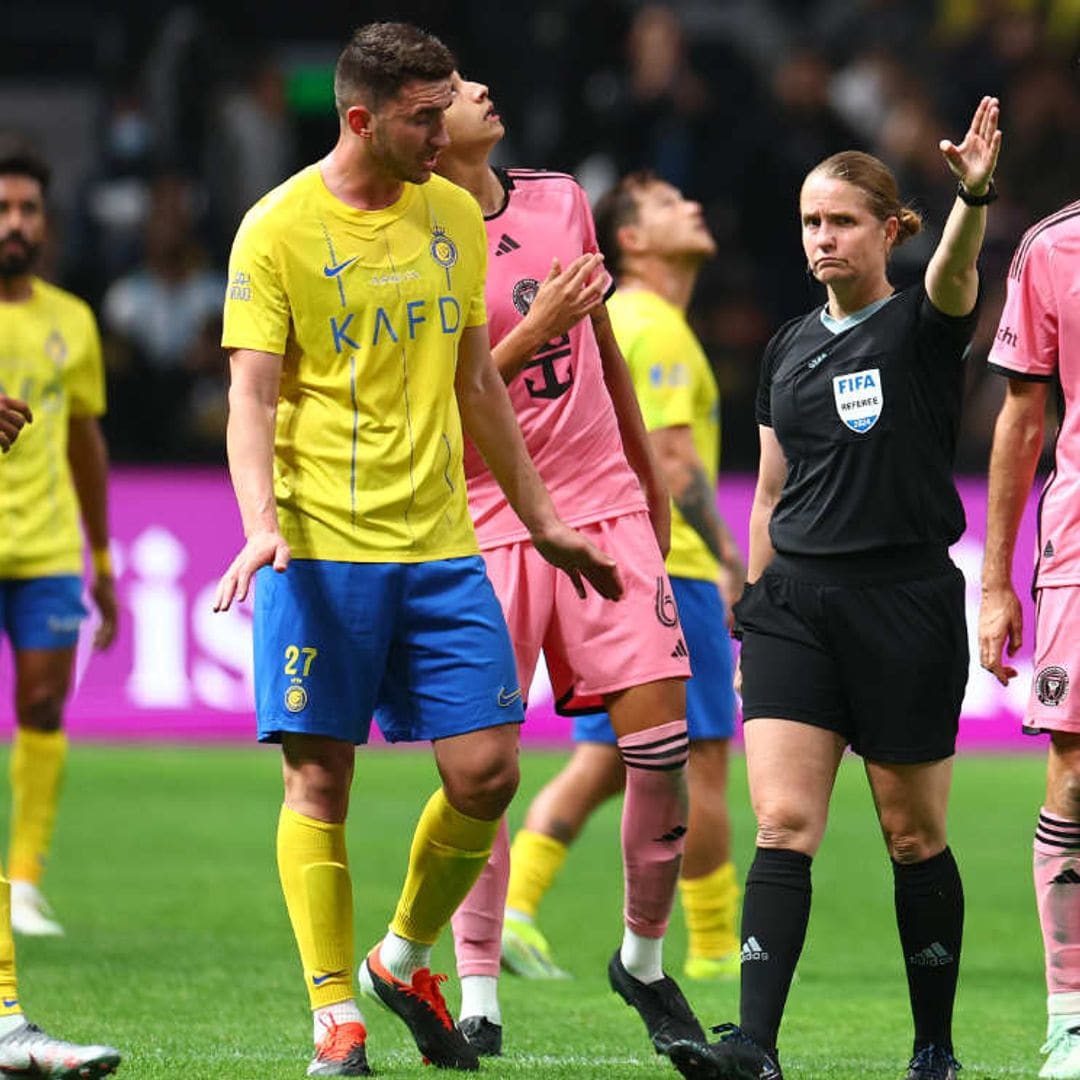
left=610, top=287, right=720, bottom=582
left=0, top=279, right=105, bottom=578
left=222, top=166, right=488, bottom=563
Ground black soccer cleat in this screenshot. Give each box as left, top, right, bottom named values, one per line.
left=905, top=1044, right=961, bottom=1080
left=607, top=949, right=706, bottom=1055
left=458, top=1015, right=502, bottom=1057
left=669, top=1023, right=783, bottom=1080
left=359, top=946, right=480, bottom=1070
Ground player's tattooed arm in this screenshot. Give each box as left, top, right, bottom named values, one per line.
left=652, top=424, right=745, bottom=610
left=675, top=466, right=726, bottom=564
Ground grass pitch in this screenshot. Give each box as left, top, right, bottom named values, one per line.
left=11, top=746, right=1047, bottom=1078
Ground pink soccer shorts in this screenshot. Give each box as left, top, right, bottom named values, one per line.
left=1027, top=585, right=1080, bottom=734
left=481, top=510, right=691, bottom=713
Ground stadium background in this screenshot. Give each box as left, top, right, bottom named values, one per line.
left=0, top=4, right=1077, bottom=1078
left=2, top=0, right=1075, bottom=742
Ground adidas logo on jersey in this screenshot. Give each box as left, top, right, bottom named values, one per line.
left=1045, top=540, right=1056, bottom=558
left=671, top=638, right=688, bottom=659
left=741, top=936, right=768, bottom=962
left=495, top=233, right=521, bottom=256
left=907, top=942, right=954, bottom=967
left=1052, top=868, right=1080, bottom=885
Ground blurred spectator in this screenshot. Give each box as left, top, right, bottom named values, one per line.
left=1, top=0, right=1076, bottom=474
left=209, top=54, right=298, bottom=236
left=101, top=174, right=225, bottom=462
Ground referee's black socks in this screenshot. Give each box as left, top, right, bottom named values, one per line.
left=738, top=847, right=812, bottom=1051
left=892, top=846, right=964, bottom=1054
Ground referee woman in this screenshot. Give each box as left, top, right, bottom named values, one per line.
left=671, top=97, right=1001, bottom=1080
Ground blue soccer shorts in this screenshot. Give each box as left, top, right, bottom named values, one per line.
left=572, top=575, right=736, bottom=744
left=0, top=576, right=87, bottom=650
left=253, top=556, right=524, bottom=745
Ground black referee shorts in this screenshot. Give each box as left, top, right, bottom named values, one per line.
left=734, top=545, right=968, bottom=764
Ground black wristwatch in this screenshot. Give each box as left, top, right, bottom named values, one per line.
left=957, top=179, right=997, bottom=206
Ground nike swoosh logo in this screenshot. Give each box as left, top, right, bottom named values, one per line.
left=497, top=687, right=523, bottom=708
left=311, top=970, right=347, bottom=987
left=1, top=999, right=16, bottom=1008
left=319, top=257, right=358, bottom=278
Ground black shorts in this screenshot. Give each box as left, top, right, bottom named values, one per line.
left=733, top=545, right=968, bottom=764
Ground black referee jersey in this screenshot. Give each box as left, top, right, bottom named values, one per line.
left=757, top=285, right=979, bottom=557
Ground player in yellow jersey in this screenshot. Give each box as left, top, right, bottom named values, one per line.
left=0, top=137, right=121, bottom=1077
left=503, top=172, right=747, bottom=984
left=0, top=136, right=117, bottom=942
left=213, top=24, right=621, bottom=1078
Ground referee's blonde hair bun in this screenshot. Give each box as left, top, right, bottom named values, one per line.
left=806, top=151, right=923, bottom=248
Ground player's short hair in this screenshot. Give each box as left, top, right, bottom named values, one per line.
left=0, top=133, right=50, bottom=194
left=594, top=170, right=660, bottom=276
left=807, top=151, right=922, bottom=246
left=334, top=22, right=455, bottom=116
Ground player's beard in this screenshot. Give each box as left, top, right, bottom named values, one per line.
left=0, top=232, right=40, bottom=278
left=370, top=126, right=433, bottom=186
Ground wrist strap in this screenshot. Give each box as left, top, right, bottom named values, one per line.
left=92, top=547, right=113, bottom=577
left=957, top=179, right=997, bottom=206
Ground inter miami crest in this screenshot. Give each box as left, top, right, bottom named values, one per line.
left=513, top=278, right=539, bottom=317
left=1036, top=665, right=1070, bottom=707
left=832, top=367, right=883, bottom=433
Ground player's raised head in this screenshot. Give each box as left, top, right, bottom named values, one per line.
left=595, top=171, right=715, bottom=275
left=443, top=71, right=504, bottom=155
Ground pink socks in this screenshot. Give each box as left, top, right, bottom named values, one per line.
left=618, top=720, right=689, bottom=939
left=1035, top=808, right=1080, bottom=994
left=452, top=817, right=510, bottom=978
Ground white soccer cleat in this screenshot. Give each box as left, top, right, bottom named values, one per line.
left=0, top=1019, right=121, bottom=1077
left=1041, top=1023, right=1080, bottom=1078
left=10, top=883, right=64, bottom=937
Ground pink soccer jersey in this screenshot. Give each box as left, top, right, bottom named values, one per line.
left=989, top=200, right=1080, bottom=588
left=463, top=168, right=646, bottom=547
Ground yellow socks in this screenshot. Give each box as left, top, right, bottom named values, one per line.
left=277, top=806, right=354, bottom=1009
left=389, top=788, right=499, bottom=946
left=506, top=829, right=568, bottom=920
left=0, top=874, right=20, bottom=1015
left=9, top=729, right=67, bottom=884
left=679, top=860, right=739, bottom=959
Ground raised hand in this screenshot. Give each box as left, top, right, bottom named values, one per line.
left=531, top=520, right=624, bottom=601
left=214, top=529, right=291, bottom=611
left=0, top=395, right=32, bottom=452
left=525, top=253, right=607, bottom=343
left=940, top=95, right=1002, bottom=195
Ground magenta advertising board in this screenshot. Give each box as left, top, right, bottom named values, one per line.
left=0, top=468, right=1046, bottom=748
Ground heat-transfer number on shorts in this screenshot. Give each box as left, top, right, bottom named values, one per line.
left=283, top=646, right=318, bottom=677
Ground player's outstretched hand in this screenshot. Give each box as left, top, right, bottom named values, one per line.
left=0, top=395, right=32, bottom=453
left=526, top=253, right=607, bottom=343
left=940, top=95, right=1001, bottom=194
left=214, top=530, right=291, bottom=612
left=978, top=582, right=1022, bottom=686
left=532, top=521, right=624, bottom=601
